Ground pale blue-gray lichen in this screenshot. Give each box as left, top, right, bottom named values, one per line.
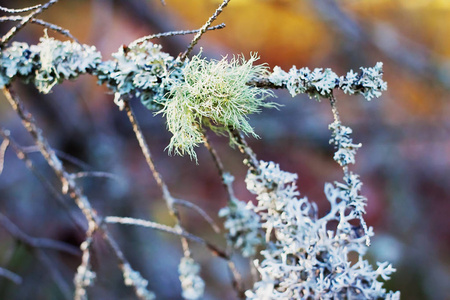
left=269, top=62, right=387, bottom=101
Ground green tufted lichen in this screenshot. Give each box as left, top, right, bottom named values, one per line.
left=160, top=52, right=276, bottom=160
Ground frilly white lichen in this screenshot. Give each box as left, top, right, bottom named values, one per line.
left=0, top=35, right=101, bottom=93
left=159, top=52, right=277, bottom=160
left=178, top=257, right=205, bottom=300
left=0, top=34, right=397, bottom=298
left=269, top=62, right=387, bottom=101
left=239, top=161, right=399, bottom=299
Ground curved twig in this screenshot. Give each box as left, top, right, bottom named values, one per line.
left=0, top=16, right=79, bottom=42
left=71, top=171, right=122, bottom=182
left=22, top=146, right=92, bottom=171
left=122, top=100, right=192, bottom=256
left=172, top=198, right=221, bottom=233
left=0, top=212, right=81, bottom=256
left=1, top=0, right=59, bottom=46
left=180, top=0, right=231, bottom=60
left=2, top=87, right=152, bottom=300
left=0, top=267, right=22, bottom=285
left=0, top=129, right=86, bottom=232
left=131, top=23, right=225, bottom=46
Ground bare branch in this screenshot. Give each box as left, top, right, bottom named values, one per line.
left=71, top=171, right=122, bottom=182
left=1, top=0, right=59, bottom=46
left=201, top=132, right=237, bottom=201
left=36, top=250, right=72, bottom=300
left=105, top=216, right=205, bottom=244
left=23, top=146, right=92, bottom=171
left=181, top=0, right=231, bottom=60
left=2, top=88, right=151, bottom=300
left=122, top=100, right=191, bottom=256
left=0, top=16, right=79, bottom=42
left=0, top=212, right=81, bottom=256
left=0, top=267, right=22, bottom=285
left=0, top=129, right=86, bottom=232
left=131, top=23, right=225, bottom=46
left=172, top=198, right=221, bottom=233
left=229, top=127, right=260, bottom=172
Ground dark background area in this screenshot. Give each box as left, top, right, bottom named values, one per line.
left=0, top=0, right=449, bottom=299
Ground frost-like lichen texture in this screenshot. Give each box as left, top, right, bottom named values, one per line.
left=340, top=62, right=387, bottom=100
left=269, top=63, right=387, bottom=101
left=242, top=161, right=399, bottom=299
left=0, top=36, right=101, bottom=93
left=95, top=41, right=184, bottom=110
left=329, top=120, right=362, bottom=167
left=178, top=257, right=205, bottom=300
left=160, top=53, right=276, bottom=160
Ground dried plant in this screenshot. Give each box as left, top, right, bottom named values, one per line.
left=0, top=1, right=399, bottom=299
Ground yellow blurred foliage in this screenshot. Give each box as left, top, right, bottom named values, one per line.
left=167, top=0, right=332, bottom=66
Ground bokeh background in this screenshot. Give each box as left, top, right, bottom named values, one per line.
left=0, top=0, right=449, bottom=299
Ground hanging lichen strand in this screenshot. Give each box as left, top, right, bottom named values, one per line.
left=0, top=33, right=399, bottom=299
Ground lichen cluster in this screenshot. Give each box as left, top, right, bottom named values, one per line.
left=229, top=159, right=399, bottom=299
left=0, top=34, right=399, bottom=299
left=0, top=36, right=101, bottom=93
left=160, top=53, right=276, bottom=160
left=95, top=41, right=184, bottom=110
left=269, top=62, right=387, bottom=100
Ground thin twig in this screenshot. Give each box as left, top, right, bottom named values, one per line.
left=1, top=0, right=59, bottom=46
left=105, top=216, right=205, bottom=244
left=201, top=133, right=236, bottom=200
left=172, top=198, right=221, bottom=233
left=0, top=267, right=22, bottom=285
left=180, top=0, right=231, bottom=60
left=121, top=101, right=244, bottom=294
left=229, top=127, right=260, bottom=171
left=105, top=216, right=230, bottom=260
left=131, top=23, right=225, bottom=46
left=201, top=133, right=245, bottom=296
left=71, top=171, right=122, bottom=182
left=0, top=4, right=42, bottom=14
left=23, top=146, right=92, bottom=171
left=2, top=87, right=150, bottom=300
left=0, top=89, right=97, bottom=223
left=0, top=212, right=81, bottom=256
left=0, top=129, right=86, bottom=232
left=36, top=250, right=72, bottom=300
left=122, top=100, right=191, bottom=256
left=0, top=16, right=79, bottom=43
